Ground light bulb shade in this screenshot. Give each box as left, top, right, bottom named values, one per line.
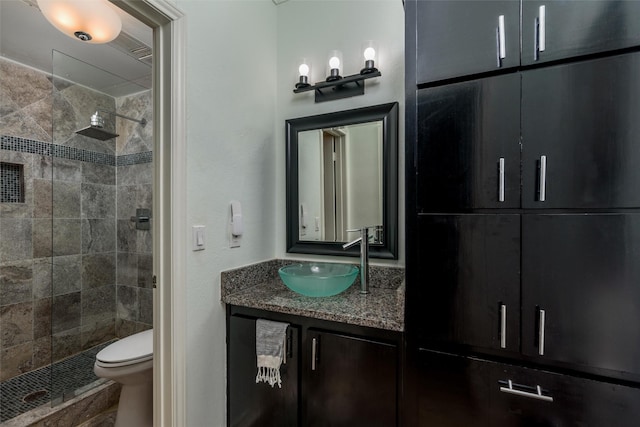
left=326, top=50, right=343, bottom=82
left=361, top=41, right=379, bottom=75
left=364, top=47, right=376, bottom=61
left=37, top=0, right=122, bottom=44
left=295, top=58, right=312, bottom=89
left=298, top=63, right=310, bottom=77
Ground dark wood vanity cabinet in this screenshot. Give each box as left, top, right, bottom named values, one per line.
left=227, top=307, right=401, bottom=427
left=406, top=1, right=640, bottom=425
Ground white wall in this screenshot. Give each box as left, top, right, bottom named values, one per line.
left=177, top=1, right=278, bottom=425
left=175, top=0, right=403, bottom=425
left=275, top=0, right=405, bottom=266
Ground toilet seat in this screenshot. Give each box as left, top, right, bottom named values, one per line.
left=96, top=329, right=153, bottom=368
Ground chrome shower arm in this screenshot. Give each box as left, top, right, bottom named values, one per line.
left=97, top=109, right=147, bottom=126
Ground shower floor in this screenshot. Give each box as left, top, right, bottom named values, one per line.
left=0, top=341, right=113, bottom=423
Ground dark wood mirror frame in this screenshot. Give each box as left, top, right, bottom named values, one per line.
left=286, top=102, right=398, bottom=259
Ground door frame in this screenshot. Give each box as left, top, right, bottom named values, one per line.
left=112, top=1, right=186, bottom=425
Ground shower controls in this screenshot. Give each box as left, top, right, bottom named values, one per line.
left=130, top=208, right=151, bottom=230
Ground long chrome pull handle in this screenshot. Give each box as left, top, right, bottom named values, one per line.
left=496, top=15, right=506, bottom=66
left=539, top=155, right=547, bottom=202
left=534, top=5, right=546, bottom=60
left=498, top=157, right=505, bottom=202
left=538, top=309, right=546, bottom=356
left=500, top=304, right=507, bottom=348
left=539, top=5, right=546, bottom=52
left=499, top=380, right=554, bottom=402
left=311, top=337, right=318, bottom=371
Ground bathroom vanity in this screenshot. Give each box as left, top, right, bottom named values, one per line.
left=222, top=260, right=404, bottom=427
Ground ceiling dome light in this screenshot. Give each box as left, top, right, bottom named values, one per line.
left=37, top=0, right=122, bottom=44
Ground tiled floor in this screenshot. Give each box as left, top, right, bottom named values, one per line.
left=0, top=341, right=113, bottom=423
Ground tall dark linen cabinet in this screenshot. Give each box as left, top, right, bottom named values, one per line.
left=405, top=1, right=640, bottom=425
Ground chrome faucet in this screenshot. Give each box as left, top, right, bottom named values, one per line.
left=342, top=227, right=372, bottom=294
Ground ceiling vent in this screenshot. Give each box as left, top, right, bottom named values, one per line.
left=109, top=31, right=153, bottom=66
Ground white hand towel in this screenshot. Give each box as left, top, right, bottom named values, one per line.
left=255, top=319, right=289, bottom=388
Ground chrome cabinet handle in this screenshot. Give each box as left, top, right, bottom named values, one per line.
left=538, top=155, right=547, bottom=202
left=498, top=157, right=505, bottom=202
left=500, top=304, right=507, bottom=348
left=539, top=5, right=546, bottom=52
left=534, top=5, right=546, bottom=60
left=499, top=380, right=554, bottom=402
left=496, top=15, right=506, bottom=66
left=311, top=337, right=318, bottom=371
left=538, top=309, right=546, bottom=356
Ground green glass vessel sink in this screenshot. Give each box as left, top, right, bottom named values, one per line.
left=278, top=263, right=359, bottom=297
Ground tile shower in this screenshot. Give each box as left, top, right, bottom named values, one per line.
left=0, top=56, right=152, bottom=423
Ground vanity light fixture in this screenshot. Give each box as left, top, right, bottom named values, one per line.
left=294, top=45, right=382, bottom=103
left=37, top=0, right=122, bottom=44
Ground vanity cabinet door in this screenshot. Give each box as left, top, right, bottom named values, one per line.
left=415, top=0, right=520, bottom=85
left=521, top=1, right=640, bottom=66
left=522, top=214, right=640, bottom=380
left=417, top=73, right=520, bottom=212
left=416, top=349, right=492, bottom=427
left=522, top=53, right=640, bottom=209
left=303, top=330, right=398, bottom=427
left=413, top=214, right=520, bottom=354
left=228, top=315, right=299, bottom=427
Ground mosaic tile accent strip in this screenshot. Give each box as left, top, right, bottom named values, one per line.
left=0, top=162, right=25, bottom=203
left=0, top=340, right=113, bottom=423
left=1, top=136, right=153, bottom=166
left=116, top=151, right=153, bottom=166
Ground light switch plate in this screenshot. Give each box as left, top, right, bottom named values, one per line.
left=192, top=225, right=205, bottom=251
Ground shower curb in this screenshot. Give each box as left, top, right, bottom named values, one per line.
left=1, top=381, right=121, bottom=427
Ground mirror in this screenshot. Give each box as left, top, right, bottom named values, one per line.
left=286, top=102, right=398, bottom=259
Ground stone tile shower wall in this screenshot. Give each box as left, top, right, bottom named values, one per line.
left=115, top=91, right=153, bottom=337
left=0, top=57, right=152, bottom=384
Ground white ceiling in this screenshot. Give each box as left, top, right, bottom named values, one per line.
left=0, top=0, right=153, bottom=97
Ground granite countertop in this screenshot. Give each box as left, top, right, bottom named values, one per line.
left=221, top=259, right=405, bottom=332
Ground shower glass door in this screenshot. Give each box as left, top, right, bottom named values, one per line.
left=50, top=50, right=153, bottom=404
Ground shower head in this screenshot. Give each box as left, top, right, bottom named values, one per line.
left=76, top=126, right=119, bottom=141
left=75, top=110, right=146, bottom=141
left=76, top=111, right=119, bottom=141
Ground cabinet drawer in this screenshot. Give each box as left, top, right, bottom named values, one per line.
left=417, top=349, right=640, bottom=427
left=522, top=1, right=640, bottom=66
left=494, top=361, right=640, bottom=426
left=415, top=0, right=520, bottom=85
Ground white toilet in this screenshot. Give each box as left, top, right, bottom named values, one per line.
left=94, top=329, right=154, bottom=427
